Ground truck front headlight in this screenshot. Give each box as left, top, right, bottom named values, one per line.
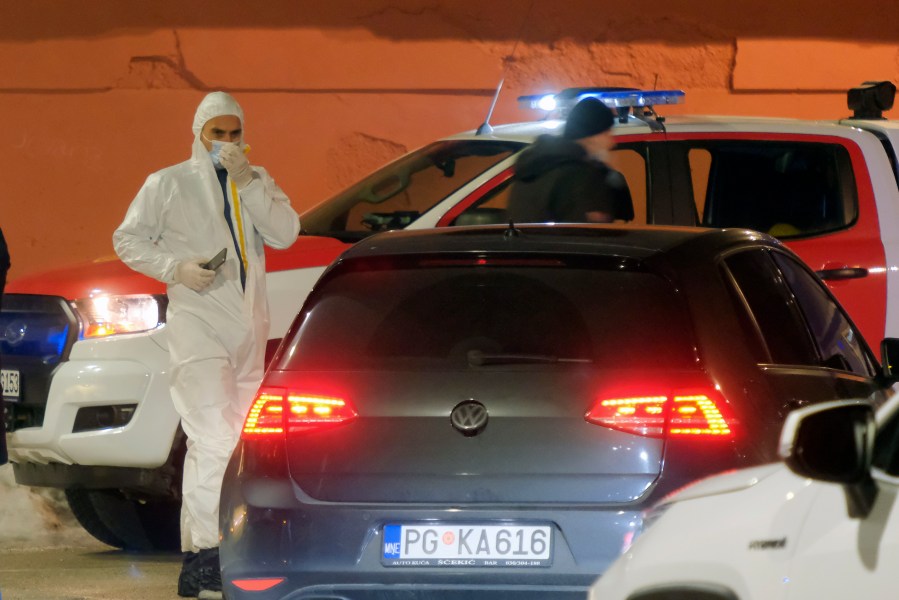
left=70, top=294, right=167, bottom=338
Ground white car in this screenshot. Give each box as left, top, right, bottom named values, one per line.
left=588, top=386, right=899, bottom=600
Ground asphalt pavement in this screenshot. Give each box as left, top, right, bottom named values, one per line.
left=0, top=545, right=184, bottom=600
left=0, top=465, right=184, bottom=599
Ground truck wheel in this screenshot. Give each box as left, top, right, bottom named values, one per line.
left=66, top=488, right=181, bottom=551
left=135, top=497, right=182, bottom=551
left=65, top=488, right=128, bottom=549
left=90, top=489, right=181, bottom=552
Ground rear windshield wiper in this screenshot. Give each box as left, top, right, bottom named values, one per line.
left=467, top=350, right=593, bottom=367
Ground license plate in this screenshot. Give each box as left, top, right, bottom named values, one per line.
left=382, top=523, right=552, bottom=567
left=1, top=368, right=19, bottom=399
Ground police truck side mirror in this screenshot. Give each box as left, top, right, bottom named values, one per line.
left=880, top=338, right=899, bottom=382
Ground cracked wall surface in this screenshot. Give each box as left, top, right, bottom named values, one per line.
left=1, top=0, right=897, bottom=278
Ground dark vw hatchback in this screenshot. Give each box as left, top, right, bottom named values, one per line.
left=219, top=225, right=894, bottom=600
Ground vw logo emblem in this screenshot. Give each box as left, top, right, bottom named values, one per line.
left=450, top=400, right=489, bottom=437
left=2, top=321, right=27, bottom=346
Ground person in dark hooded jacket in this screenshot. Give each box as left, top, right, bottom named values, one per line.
left=508, top=97, right=633, bottom=223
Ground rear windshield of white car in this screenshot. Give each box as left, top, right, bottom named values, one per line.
left=280, top=255, right=697, bottom=371
left=299, top=140, right=524, bottom=241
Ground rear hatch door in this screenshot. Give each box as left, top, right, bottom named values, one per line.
left=276, top=252, right=700, bottom=505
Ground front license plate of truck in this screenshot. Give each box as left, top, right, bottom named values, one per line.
left=1, top=368, right=19, bottom=399
left=382, top=523, right=552, bottom=567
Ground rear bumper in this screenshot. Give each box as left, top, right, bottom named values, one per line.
left=220, top=455, right=642, bottom=600
left=225, top=580, right=591, bottom=600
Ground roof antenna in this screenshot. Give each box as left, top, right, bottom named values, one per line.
left=475, top=0, right=535, bottom=136
left=476, top=79, right=504, bottom=136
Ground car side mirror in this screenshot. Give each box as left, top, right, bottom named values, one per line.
left=779, top=400, right=877, bottom=517
left=880, top=337, right=899, bottom=382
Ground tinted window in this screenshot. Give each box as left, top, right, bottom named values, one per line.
left=725, top=249, right=818, bottom=365
left=771, top=252, right=874, bottom=376
left=285, top=258, right=695, bottom=371
left=301, top=140, right=523, bottom=241
left=687, top=141, right=857, bottom=238
left=450, top=144, right=649, bottom=227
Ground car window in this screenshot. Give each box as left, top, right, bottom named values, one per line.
left=610, top=147, right=647, bottom=223
left=449, top=177, right=515, bottom=227
left=687, top=141, right=857, bottom=238
left=724, top=249, right=819, bottom=366
left=449, top=144, right=649, bottom=227
left=770, top=252, right=875, bottom=376
left=283, top=256, right=696, bottom=371
left=300, top=140, right=523, bottom=241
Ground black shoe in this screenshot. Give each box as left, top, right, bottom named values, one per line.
left=177, top=551, right=200, bottom=597
left=197, top=547, right=222, bottom=599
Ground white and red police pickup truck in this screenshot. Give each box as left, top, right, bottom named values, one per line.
left=2, top=81, right=897, bottom=550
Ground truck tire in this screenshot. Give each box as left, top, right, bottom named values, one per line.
left=65, top=488, right=128, bottom=549
left=136, top=498, right=182, bottom=551
left=66, top=488, right=181, bottom=551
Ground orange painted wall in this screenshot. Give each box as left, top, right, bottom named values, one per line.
left=2, top=0, right=897, bottom=280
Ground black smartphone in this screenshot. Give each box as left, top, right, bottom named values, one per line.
left=202, top=248, right=227, bottom=271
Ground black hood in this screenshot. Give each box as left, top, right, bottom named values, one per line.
left=514, top=135, right=589, bottom=182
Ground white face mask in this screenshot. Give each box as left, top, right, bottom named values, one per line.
left=203, top=135, right=236, bottom=168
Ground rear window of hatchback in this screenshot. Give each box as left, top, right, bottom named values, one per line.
left=281, top=255, right=698, bottom=372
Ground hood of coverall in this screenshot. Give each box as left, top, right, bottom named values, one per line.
left=190, top=91, right=245, bottom=166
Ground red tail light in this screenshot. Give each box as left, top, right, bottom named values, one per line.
left=242, top=386, right=358, bottom=439
left=585, top=387, right=735, bottom=438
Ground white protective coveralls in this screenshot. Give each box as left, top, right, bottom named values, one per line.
left=113, top=92, right=300, bottom=551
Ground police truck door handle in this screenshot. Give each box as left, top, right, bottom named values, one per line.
left=815, top=267, right=869, bottom=280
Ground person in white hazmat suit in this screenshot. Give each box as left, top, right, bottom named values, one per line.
left=113, top=91, right=300, bottom=599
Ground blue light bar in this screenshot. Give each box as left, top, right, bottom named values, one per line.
left=518, top=88, right=685, bottom=113
left=518, top=94, right=558, bottom=111
left=577, top=89, right=685, bottom=108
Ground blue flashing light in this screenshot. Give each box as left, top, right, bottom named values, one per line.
left=518, top=87, right=685, bottom=115
left=576, top=89, right=685, bottom=108
left=49, top=325, right=69, bottom=357
left=518, top=93, right=556, bottom=111
left=536, top=94, right=557, bottom=111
